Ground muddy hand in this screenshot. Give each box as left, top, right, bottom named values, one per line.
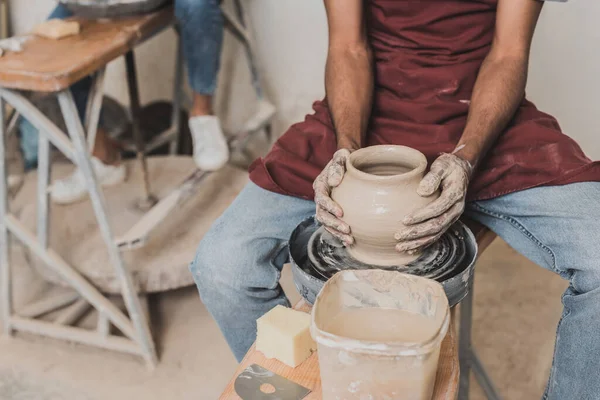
left=394, top=153, right=473, bottom=253
left=313, top=149, right=354, bottom=245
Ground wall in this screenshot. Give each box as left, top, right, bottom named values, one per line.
left=528, top=1, right=600, bottom=159
left=9, top=1, right=598, bottom=158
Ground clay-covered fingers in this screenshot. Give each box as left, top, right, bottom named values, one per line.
left=416, top=164, right=445, bottom=197
left=395, top=201, right=464, bottom=242
left=326, top=149, right=350, bottom=187
left=395, top=231, right=444, bottom=254
left=316, top=207, right=353, bottom=245
left=396, top=152, right=471, bottom=253
left=313, top=177, right=343, bottom=217
left=313, top=148, right=354, bottom=245
left=403, top=184, right=464, bottom=226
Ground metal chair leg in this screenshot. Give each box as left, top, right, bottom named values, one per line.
left=125, top=50, right=156, bottom=209
left=57, top=90, right=157, bottom=367
left=458, top=279, right=474, bottom=400
left=232, top=0, right=263, bottom=100
left=472, top=348, right=502, bottom=400
left=458, top=274, right=503, bottom=400
left=170, top=31, right=184, bottom=155
left=0, top=95, right=12, bottom=336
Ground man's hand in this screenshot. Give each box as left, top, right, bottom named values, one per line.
left=313, top=149, right=354, bottom=245
left=394, top=153, right=473, bottom=253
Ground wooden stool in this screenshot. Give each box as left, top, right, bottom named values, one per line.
left=458, top=219, right=501, bottom=400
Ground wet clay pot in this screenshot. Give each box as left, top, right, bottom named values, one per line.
left=331, top=145, right=439, bottom=266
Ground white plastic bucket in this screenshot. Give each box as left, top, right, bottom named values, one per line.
left=311, top=270, right=450, bottom=400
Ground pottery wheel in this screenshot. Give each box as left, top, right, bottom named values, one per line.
left=307, top=225, right=466, bottom=282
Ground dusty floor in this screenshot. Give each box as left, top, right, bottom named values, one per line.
left=0, top=237, right=566, bottom=400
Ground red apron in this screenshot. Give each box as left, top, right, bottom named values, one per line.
left=249, top=0, right=600, bottom=202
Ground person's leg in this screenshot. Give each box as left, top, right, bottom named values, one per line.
left=36, top=5, right=124, bottom=203
left=18, top=4, right=75, bottom=169
left=47, top=4, right=94, bottom=123
left=190, top=182, right=315, bottom=361
left=175, top=0, right=229, bottom=171
left=465, top=182, right=600, bottom=400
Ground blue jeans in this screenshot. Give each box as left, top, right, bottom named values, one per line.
left=19, top=0, right=223, bottom=168
left=190, top=181, right=600, bottom=400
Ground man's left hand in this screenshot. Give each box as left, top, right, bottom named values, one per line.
left=394, top=153, right=473, bottom=253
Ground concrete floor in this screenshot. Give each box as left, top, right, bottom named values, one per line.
left=0, top=237, right=566, bottom=400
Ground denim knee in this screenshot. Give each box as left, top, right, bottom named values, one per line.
left=189, top=214, right=252, bottom=301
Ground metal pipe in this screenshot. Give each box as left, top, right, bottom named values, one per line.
left=125, top=51, right=154, bottom=205
left=0, top=95, right=12, bottom=336
left=170, top=34, right=183, bottom=155
left=233, top=0, right=263, bottom=99
left=0, top=0, right=9, bottom=40
left=472, top=349, right=503, bottom=400
left=458, top=280, right=474, bottom=399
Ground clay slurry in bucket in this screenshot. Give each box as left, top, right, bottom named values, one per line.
left=325, top=308, right=440, bottom=344
left=311, top=270, right=450, bottom=400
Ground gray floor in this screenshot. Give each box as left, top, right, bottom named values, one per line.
left=0, top=237, right=566, bottom=400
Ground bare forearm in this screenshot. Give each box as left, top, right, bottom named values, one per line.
left=325, top=46, right=373, bottom=151
left=454, top=53, right=528, bottom=169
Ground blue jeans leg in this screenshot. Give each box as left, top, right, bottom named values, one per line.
left=18, top=4, right=92, bottom=168
left=175, top=0, right=223, bottom=95
left=47, top=4, right=92, bottom=119
left=189, top=182, right=315, bottom=361
left=465, top=182, right=600, bottom=400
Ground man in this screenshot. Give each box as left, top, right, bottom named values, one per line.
left=191, top=1, right=600, bottom=399
left=21, top=0, right=230, bottom=204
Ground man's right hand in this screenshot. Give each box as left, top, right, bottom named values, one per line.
left=313, top=149, right=354, bottom=245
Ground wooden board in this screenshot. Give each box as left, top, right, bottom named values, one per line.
left=15, top=156, right=249, bottom=294
left=219, top=301, right=459, bottom=399
left=0, top=7, right=174, bottom=92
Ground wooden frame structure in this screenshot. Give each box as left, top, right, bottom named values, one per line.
left=0, top=1, right=271, bottom=366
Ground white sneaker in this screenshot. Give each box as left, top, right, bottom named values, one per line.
left=189, top=115, right=229, bottom=171
left=50, top=157, right=126, bottom=205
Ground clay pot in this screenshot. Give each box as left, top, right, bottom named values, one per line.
left=331, top=145, right=439, bottom=266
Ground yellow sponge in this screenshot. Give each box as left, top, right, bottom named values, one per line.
left=256, top=305, right=316, bottom=367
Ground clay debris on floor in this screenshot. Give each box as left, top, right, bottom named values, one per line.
left=0, top=238, right=566, bottom=400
